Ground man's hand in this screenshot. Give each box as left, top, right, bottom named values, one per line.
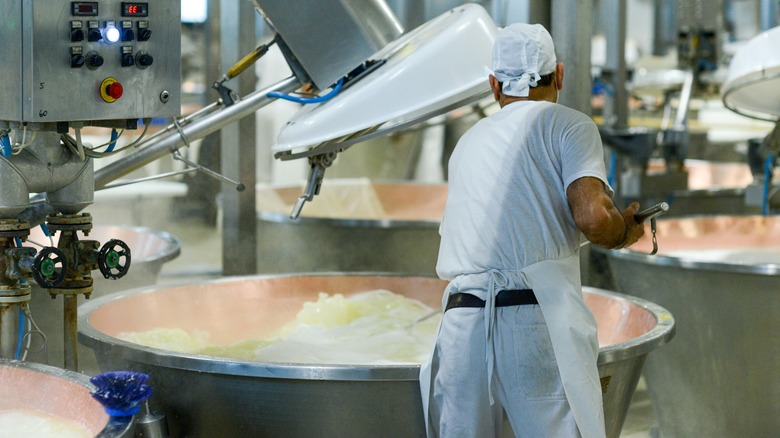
left=567, top=177, right=645, bottom=249
left=614, top=203, right=644, bottom=249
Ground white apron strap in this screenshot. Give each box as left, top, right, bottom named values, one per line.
left=484, top=269, right=508, bottom=405
left=522, top=254, right=606, bottom=438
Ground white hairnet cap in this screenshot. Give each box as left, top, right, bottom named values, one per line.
left=492, top=23, right=557, bottom=97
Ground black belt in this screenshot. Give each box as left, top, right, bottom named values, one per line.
left=445, top=289, right=537, bottom=312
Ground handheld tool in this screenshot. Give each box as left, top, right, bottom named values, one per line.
left=633, top=202, right=670, bottom=255
left=634, top=202, right=670, bottom=223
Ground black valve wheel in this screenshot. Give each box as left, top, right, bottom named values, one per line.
left=32, top=247, right=67, bottom=288
left=98, top=239, right=131, bottom=280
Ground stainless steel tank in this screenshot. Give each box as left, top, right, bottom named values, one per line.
left=256, top=181, right=445, bottom=275
left=604, top=215, right=780, bottom=437
left=254, top=173, right=758, bottom=283
left=78, top=273, right=674, bottom=438
left=587, top=160, right=759, bottom=289
left=0, top=358, right=132, bottom=437
left=26, top=225, right=180, bottom=373
left=665, top=160, right=758, bottom=217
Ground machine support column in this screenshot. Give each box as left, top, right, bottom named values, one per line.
left=0, top=303, right=20, bottom=358
left=552, top=0, right=594, bottom=116
left=601, top=0, right=629, bottom=130
left=63, top=295, right=79, bottom=371
left=220, top=0, right=259, bottom=275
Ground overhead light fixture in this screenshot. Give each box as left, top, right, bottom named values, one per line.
left=722, top=26, right=780, bottom=121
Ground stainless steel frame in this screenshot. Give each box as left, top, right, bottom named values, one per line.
left=0, top=132, right=93, bottom=218
left=0, top=0, right=181, bottom=124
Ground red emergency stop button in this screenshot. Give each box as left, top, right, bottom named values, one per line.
left=107, top=82, right=123, bottom=99
left=100, top=77, right=123, bottom=103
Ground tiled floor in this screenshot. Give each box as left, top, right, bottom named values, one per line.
left=152, top=216, right=659, bottom=438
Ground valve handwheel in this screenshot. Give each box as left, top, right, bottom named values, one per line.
left=98, top=239, right=131, bottom=279
left=33, top=247, right=67, bottom=288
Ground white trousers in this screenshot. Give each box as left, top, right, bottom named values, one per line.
left=426, top=304, right=581, bottom=438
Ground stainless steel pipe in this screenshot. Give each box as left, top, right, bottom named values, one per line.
left=94, top=76, right=300, bottom=188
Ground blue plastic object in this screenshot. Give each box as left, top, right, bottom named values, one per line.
left=267, top=78, right=345, bottom=104
left=763, top=154, right=775, bottom=215
left=0, top=132, right=12, bottom=158
left=90, top=371, right=153, bottom=417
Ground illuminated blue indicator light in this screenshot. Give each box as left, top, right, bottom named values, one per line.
left=105, top=25, right=121, bottom=43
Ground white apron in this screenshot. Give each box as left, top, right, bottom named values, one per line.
left=420, top=253, right=605, bottom=438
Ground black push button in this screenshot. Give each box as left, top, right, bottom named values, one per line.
left=87, top=28, right=102, bottom=42
left=136, top=52, right=153, bottom=69
left=138, top=28, right=151, bottom=41
left=71, top=54, right=85, bottom=68
left=85, top=52, right=104, bottom=69
left=71, top=29, right=84, bottom=42
left=121, top=28, right=134, bottom=41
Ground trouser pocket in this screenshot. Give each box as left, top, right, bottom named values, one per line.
left=512, top=307, right=567, bottom=400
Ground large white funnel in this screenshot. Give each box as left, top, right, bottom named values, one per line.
left=272, top=4, right=498, bottom=157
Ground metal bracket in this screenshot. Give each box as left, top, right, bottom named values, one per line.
left=212, top=81, right=239, bottom=107
left=290, top=152, right=338, bottom=219
left=173, top=151, right=246, bottom=191
left=99, top=151, right=245, bottom=192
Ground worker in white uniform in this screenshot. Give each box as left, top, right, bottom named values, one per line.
left=419, top=23, right=645, bottom=437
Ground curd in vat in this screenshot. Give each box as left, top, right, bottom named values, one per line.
left=118, top=290, right=442, bottom=365
left=0, top=409, right=92, bottom=438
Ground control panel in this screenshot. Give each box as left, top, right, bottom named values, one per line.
left=0, top=1, right=181, bottom=124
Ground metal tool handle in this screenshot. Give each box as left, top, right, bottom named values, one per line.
left=634, top=202, right=670, bottom=223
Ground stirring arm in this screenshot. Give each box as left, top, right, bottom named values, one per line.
left=290, top=152, right=338, bottom=219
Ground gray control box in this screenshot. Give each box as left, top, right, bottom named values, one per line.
left=0, top=0, right=181, bottom=124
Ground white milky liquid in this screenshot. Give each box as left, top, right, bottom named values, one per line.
left=0, top=409, right=92, bottom=438
left=118, top=289, right=442, bottom=365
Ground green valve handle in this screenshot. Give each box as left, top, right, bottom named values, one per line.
left=98, top=239, right=132, bottom=280
left=32, top=247, right=67, bottom=288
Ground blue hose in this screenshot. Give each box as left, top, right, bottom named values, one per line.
left=0, top=132, right=11, bottom=158
left=40, top=223, right=51, bottom=237
left=14, top=238, right=26, bottom=286
left=267, top=78, right=344, bottom=104
left=12, top=236, right=28, bottom=360
left=607, top=151, right=617, bottom=188
left=763, top=154, right=775, bottom=216
left=15, top=308, right=25, bottom=360
left=106, top=129, right=119, bottom=153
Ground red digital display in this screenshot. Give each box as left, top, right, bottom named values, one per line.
left=121, top=2, right=148, bottom=17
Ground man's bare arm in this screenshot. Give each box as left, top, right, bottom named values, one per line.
left=566, top=176, right=644, bottom=249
